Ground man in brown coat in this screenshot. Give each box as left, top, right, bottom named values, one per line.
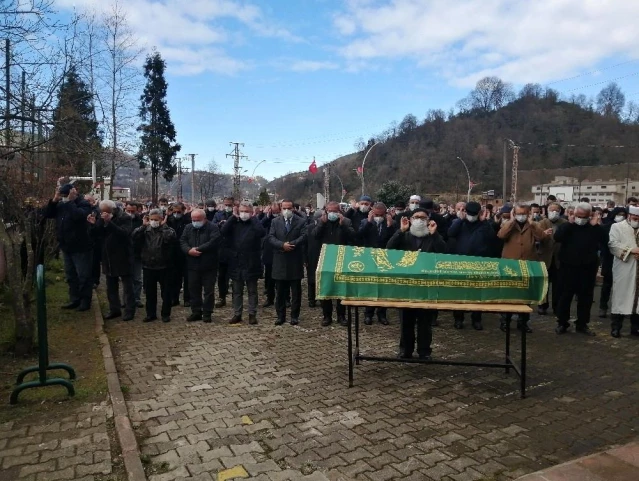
left=498, top=203, right=552, bottom=332
left=536, top=202, right=567, bottom=315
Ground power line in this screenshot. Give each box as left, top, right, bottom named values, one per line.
left=566, top=71, right=639, bottom=92
left=546, top=59, right=639, bottom=86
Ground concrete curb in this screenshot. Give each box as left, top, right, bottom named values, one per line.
left=93, top=292, right=147, bottom=481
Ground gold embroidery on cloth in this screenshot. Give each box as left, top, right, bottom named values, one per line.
left=370, top=248, right=394, bottom=271
left=396, top=251, right=419, bottom=267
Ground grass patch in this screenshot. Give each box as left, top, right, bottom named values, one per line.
left=0, top=259, right=108, bottom=423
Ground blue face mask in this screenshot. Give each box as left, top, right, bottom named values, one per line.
left=327, top=212, right=339, bottom=222
left=173, top=213, right=183, bottom=219
left=192, top=221, right=204, bottom=229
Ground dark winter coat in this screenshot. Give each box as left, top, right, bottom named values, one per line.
left=305, top=217, right=324, bottom=281
left=167, top=213, right=192, bottom=264
left=268, top=215, right=307, bottom=281
left=44, top=196, right=93, bottom=253
left=357, top=219, right=396, bottom=248
left=132, top=224, right=176, bottom=270
left=261, top=214, right=277, bottom=265
left=312, top=218, right=356, bottom=247
left=554, top=222, right=604, bottom=268
left=92, top=209, right=134, bottom=277
left=129, top=214, right=143, bottom=259
left=213, top=210, right=234, bottom=262
left=345, top=208, right=368, bottom=233
left=447, top=218, right=499, bottom=257
left=221, top=216, right=266, bottom=281
left=180, top=221, right=222, bottom=271
left=386, top=230, right=447, bottom=254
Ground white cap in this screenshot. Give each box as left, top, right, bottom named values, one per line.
left=409, top=195, right=421, bottom=202
left=629, top=206, right=639, bottom=216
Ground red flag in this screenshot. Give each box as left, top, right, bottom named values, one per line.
left=309, top=159, right=318, bottom=174
left=469, top=181, right=478, bottom=189
left=357, top=166, right=363, bottom=174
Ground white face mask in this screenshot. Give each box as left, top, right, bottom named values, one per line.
left=515, top=215, right=527, bottom=223
left=225, top=206, right=233, bottom=213
left=409, top=219, right=428, bottom=237
left=466, top=214, right=478, bottom=223
left=395, top=209, right=404, bottom=215
left=574, top=217, right=588, bottom=226
left=282, top=209, right=293, bottom=219
left=239, top=212, right=251, bottom=221
left=373, top=216, right=384, bottom=224
left=630, top=220, right=639, bottom=229
left=149, top=220, right=160, bottom=228
left=614, top=215, right=625, bottom=223
left=409, top=203, right=419, bottom=211
left=60, top=196, right=70, bottom=203
left=548, top=211, right=560, bottom=221
left=359, top=205, right=370, bottom=213
left=207, top=207, right=215, bottom=212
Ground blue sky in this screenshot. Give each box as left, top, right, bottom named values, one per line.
left=56, top=0, right=639, bottom=180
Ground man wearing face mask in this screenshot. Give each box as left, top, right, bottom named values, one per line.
left=537, top=202, right=566, bottom=315
left=313, top=201, right=356, bottom=326
left=167, top=202, right=192, bottom=308
left=158, top=197, right=169, bottom=214
left=87, top=200, right=135, bottom=321
left=268, top=200, right=308, bottom=326
left=181, top=209, right=222, bottom=323
left=387, top=208, right=446, bottom=359
left=447, top=201, right=497, bottom=330
left=554, top=202, right=604, bottom=336
left=213, top=196, right=235, bottom=308
left=602, top=207, right=628, bottom=321
left=221, top=202, right=266, bottom=325
left=305, top=210, right=325, bottom=308
left=205, top=199, right=217, bottom=222
left=608, top=206, right=639, bottom=337
left=357, top=202, right=396, bottom=325
left=498, top=204, right=551, bottom=333
left=261, top=203, right=281, bottom=307
left=44, top=184, right=94, bottom=311
left=132, top=209, right=176, bottom=322
left=125, top=202, right=144, bottom=308
left=345, top=195, right=373, bottom=233
left=392, top=201, right=406, bottom=219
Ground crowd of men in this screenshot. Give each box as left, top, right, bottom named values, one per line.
left=46, top=182, right=639, bottom=360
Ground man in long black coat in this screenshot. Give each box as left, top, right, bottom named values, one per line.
left=261, top=203, right=281, bottom=307
left=222, top=202, right=266, bottom=325
left=387, top=208, right=447, bottom=359
left=167, top=202, right=192, bottom=307
left=313, top=201, right=356, bottom=326
left=305, top=211, right=324, bottom=308
left=88, top=200, right=135, bottom=321
left=268, top=199, right=307, bottom=326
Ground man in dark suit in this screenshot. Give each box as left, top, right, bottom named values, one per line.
left=268, top=199, right=307, bottom=326
left=167, top=202, right=192, bottom=307
left=261, top=203, right=281, bottom=307
left=387, top=208, right=447, bottom=359
left=313, top=201, right=356, bottom=326
left=357, top=202, right=396, bottom=325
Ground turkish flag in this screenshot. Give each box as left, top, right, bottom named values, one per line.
left=309, top=159, right=318, bottom=174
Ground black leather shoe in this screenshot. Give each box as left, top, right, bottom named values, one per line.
left=203, top=315, right=212, bottom=323
left=187, top=313, right=202, bottom=322
left=321, top=317, right=332, bottom=327
left=418, top=354, right=432, bottom=360
left=76, top=302, right=91, bottom=312
left=274, top=318, right=285, bottom=326
left=290, top=318, right=299, bottom=326
left=555, top=323, right=569, bottom=334
left=500, top=320, right=508, bottom=332
left=161, top=316, right=171, bottom=323
left=364, top=317, right=373, bottom=325
left=248, top=314, right=257, bottom=325
left=611, top=329, right=621, bottom=338
left=122, top=314, right=134, bottom=322
left=62, top=301, right=80, bottom=309
left=215, top=298, right=226, bottom=308
left=517, top=322, right=533, bottom=334
left=229, top=315, right=242, bottom=324
left=104, top=312, right=121, bottom=320
left=472, top=321, right=483, bottom=331
left=576, top=325, right=596, bottom=336
left=262, top=301, right=274, bottom=308
left=398, top=352, right=413, bottom=359
left=337, top=316, right=348, bottom=327
left=378, top=317, right=389, bottom=326
left=454, top=320, right=464, bottom=329
left=308, top=300, right=317, bottom=308
left=171, top=301, right=179, bottom=307
left=143, top=316, right=157, bottom=322
left=537, top=308, right=547, bottom=316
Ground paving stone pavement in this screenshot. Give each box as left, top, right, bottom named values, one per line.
left=0, top=401, right=114, bottom=481
left=108, top=285, right=639, bottom=481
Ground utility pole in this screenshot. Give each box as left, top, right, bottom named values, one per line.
left=510, top=145, right=520, bottom=203
left=189, top=153, right=197, bottom=204
left=502, top=139, right=507, bottom=205
left=226, top=142, right=247, bottom=200
left=323, top=164, right=330, bottom=204
left=177, top=156, right=183, bottom=200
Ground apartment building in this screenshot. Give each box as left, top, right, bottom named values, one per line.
left=531, top=176, right=639, bottom=205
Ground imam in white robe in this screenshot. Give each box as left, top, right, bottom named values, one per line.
left=609, top=221, right=639, bottom=315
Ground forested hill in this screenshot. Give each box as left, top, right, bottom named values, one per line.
left=267, top=81, right=639, bottom=204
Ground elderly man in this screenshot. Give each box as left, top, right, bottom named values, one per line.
left=448, top=201, right=498, bottom=330
left=608, top=206, right=639, bottom=337
left=313, top=201, right=355, bottom=326
left=181, top=209, right=222, bottom=323
left=498, top=203, right=551, bottom=333
left=268, top=199, right=307, bottom=326
left=221, top=202, right=266, bottom=324
left=554, top=202, right=603, bottom=336
left=88, top=200, right=135, bottom=321
left=44, top=184, right=94, bottom=311
left=599, top=207, right=627, bottom=318
left=345, top=195, right=373, bottom=233
left=537, top=202, right=567, bottom=315
left=357, top=202, right=396, bottom=325
left=387, top=208, right=446, bottom=359
left=132, top=209, right=176, bottom=322
left=84, top=194, right=101, bottom=288
left=306, top=211, right=324, bottom=308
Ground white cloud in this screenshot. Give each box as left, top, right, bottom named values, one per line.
left=56, top=0, right=296, bottom=75
left=332, top=0, right=639, bottom=86
left=290, top=60, right=339, bottom=72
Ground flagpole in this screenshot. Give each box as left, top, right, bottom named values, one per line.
left=456, top=156, right=472, bottom=202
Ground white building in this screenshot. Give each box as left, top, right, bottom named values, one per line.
left=531, top=176, right=639, bottom=206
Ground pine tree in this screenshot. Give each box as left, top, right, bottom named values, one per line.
left=137, top=51, right=181, bottom=203
left=258, top=188, right=271, bottom=206
left=50, top=65, right=102, bottom=175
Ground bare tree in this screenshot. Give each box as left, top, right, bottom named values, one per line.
left=468, top=76, right=515, bottom=112
left=195, top=161, right=223, bottom=201
left=597, top=82, right=625, bottom=119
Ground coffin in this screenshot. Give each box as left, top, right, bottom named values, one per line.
left=316, top=245, right=547, bottom=305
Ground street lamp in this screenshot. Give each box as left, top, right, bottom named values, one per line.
left=456, top=156, right=472, bottom=202
left=251, top=160, right=266, bottom=179
left=360, top=142, right=379, bottom=196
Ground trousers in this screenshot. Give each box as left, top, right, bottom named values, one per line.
left=264, top=264, right=275, bottom=302
left=218, top=262, right=229, bottom=298
left=557, top=264, right=598, bottom=326
left=275, top=279, right=301, bottom=320
left=189, top=269, right=217, bottom=315
left=106, top=275, right=135, bottom=316
left=170, top=257, right=190, bottom=304
left=401, top=308, right=434, bottom=357
left=321, top=299, right=345, bottom=319
left=232, top=278, right=258, bottom=317
left=63, top=249, right=94, bottom=304
left=143, top=268, right=171, bottom=318
left=540, top=261, right=561, bottom=313
left=132, top=259, right=143, bottom=302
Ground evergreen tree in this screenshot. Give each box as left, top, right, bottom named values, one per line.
left=50, top=65, right=102, bottom=175
left=376, top=180, right=414, bottom=206
left=137, top=51, right=181, bottom=203
left=258, top=188, right=271, bottom=206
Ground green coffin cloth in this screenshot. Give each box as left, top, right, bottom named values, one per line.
left=316, top=245, right=548, bottom=305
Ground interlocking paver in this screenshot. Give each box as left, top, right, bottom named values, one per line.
left=108, top=283, right=639, bottom=481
